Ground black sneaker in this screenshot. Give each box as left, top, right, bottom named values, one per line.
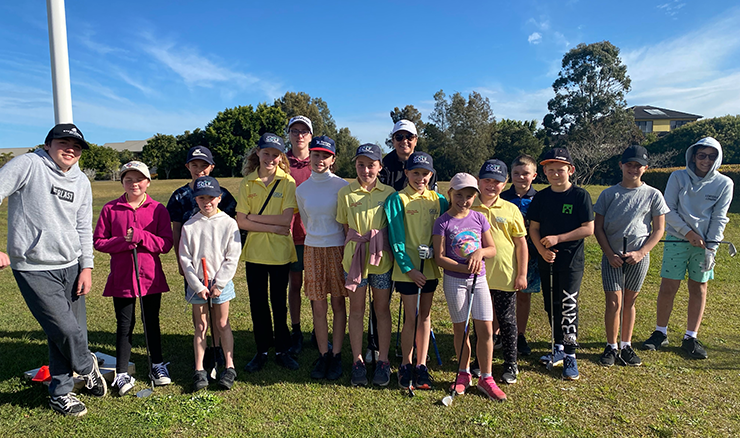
left=351, top=360, right=368, bottom=387
left=288, top=330, right=304, bottom=357
left=500, top=362, right=519, bottom=384
left=218, top=367, right=237, bottom=390
left=681, top=337, right=708, bottom=359
left=372, top=360, right=391, bottom=387
left=326, top=353, right=343, bottom=381
left=599, top=345, right=619, bottom=367
left=414, top=364, right=432, bottom=390
left=276, top=352, right=300, bottom=370
left=244, top=352, right=268, bottom=373
left=310, top=353, right=329, bottom=379
left=517, top=333, right=532, bottom=356
left=83, top=352, right=107, bottom=397
left=49, top=393, right=87, bottom=417
left=642, top=331, right=668, bottom=351
left=619, top=345, right=642, bottom=366
left=193, top=370, right=208, bottom=391
left=397, top=364, right=412, bottom=389
left=470, top=358, right=481, bottom=378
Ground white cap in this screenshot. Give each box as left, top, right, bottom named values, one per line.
left=288, top=116, right=313, bottom=134
left=391, top=119, right=418, bottom=136
left=120, top=161, right=151, bottom=180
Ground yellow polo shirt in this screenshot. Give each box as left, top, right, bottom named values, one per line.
left=336, top=180, right=394, bottom=277
left=473, top=196, right=526, bottom=291
left=237, top=168, right=298, bottom=265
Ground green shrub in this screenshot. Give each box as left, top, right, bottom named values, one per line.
left=644, top=164, right=740, bottom=212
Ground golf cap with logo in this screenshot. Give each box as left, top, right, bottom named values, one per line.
left=540, top=147, right=573, bottom=166
left=478, top=159, right=508, bottom=182
left=391, top=119, right=418, bottom=136
left=309, top=136, right=336, bottom=155
left=193, top=176, right=222, bottom=198
left=45, top=123, right=89, bottom=149
left=405, top=151, right=434, bottom=173
left=353, top=143, right=382, bottom=161
left=449, top=172, right=480, bottom=193
left=258, top=133, right=286, bottom=151
left=621, top=145, right=649, bottom=166
left=120, top=161, right=151, bottom=180
left=186, top=146, right=215, bottom=165
left=288, top=116, right=313, bottom=134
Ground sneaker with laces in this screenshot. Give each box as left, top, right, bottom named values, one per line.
left=150, top=362, right=172, bottom=386
left=500, top=362, right=519, bottom=384
left=83, top=352, right=107, bottom=397
left=326, top=353, right=343, bottom=381
left=414, top=364, right=433, bottom=390
left=218, top=367, right=237, bottom=390
left=477, top=376, right=507, bottom=401
left=351, top=360, right=368, bottom=387
left=470, top=358, right=481, bottom=378
left=193, top=369, right=208, bottom=391
left=49, top=393, right=87, bottom=417
left=642, top=330, right=669, bottom=351
left=372, top=360, right=391, bottom=386
left=112, top=373, right=136, bottom=396
left=619, top=345, right=643, bottom=366
left=599, top=345, right=619, bottom=367
left=517, top=333, right=531, bottom=356
left=244, top=352, right=268, bottom=373
left=681, top=337, right=708, bottom=359
left=310, top=353, right=329, bottom=379
left=539, top=349, right=565, bottom=367
left=562, top=355, right=579, bottom=380
left=397, top=363, right=413, bottom=389
left=450, top=371, right=472, bottom=395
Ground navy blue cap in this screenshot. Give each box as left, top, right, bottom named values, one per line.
left=193, top=176, right=222, bottom=198
left=353, top=143, right=382, bottom=161
left=540, top=147, right=573, bottom=166
left=405, top=151, right=434, bottom=173
left=186, top=146, right=215, bottom=165
left=479, top=159, right=508, bottom=182
left=45, top=123, right=89, bottom=149
left=310, top=136, right=336, bottom=155
left=258, top=133, right=286, bottom=151
left=621, top=145, right=649, bottom=166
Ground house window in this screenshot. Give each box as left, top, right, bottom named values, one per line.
left=636, top=121, right=653, bottom=133
left=670, top=120, right=690, bottom=130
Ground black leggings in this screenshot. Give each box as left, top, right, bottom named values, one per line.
left=538, top=260, right=584, bottom=355
left=113, top=294, right=163, bottom=373
left=245, top=262, right=291, bottom=354
left=491, top=290, right=518, bottom=365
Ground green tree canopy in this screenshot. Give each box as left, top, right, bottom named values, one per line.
left=78, top=143, right=120, bottom=180
left=141, top=134, right=183, bottom=179
left=644, top=115, right=740, bottom=166
left=275, top=92, right=337, bottom=137
left=491, top=119, right=545, bottom=169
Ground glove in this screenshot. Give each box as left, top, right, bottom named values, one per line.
left=700, top=248, right=716, bottom=272
left=418, top=245, right=433, bottom=260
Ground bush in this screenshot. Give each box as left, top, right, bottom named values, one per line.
left=643, top=164, right=740, bottom=212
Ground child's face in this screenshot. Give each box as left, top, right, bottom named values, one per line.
left=543, top=162, right=574, bottom=188
left=619, top=161, right=647, bottom=183
left=257, top=148, right=283, bottom=173
left=45, top=138, right=82, bottom=172
left=355, top=156, right=381, bottom=185
left=122, top=171, right=150, bottom=198
left=186, top=159, right=214, bottom=181
left=289, top=122, right=312, bottom=151
left=511, top=164, right=536, bottom=191
left=310, top=150, right=335, bottom=174
left=404, top=168, right=432, bottom=192
left=196, top=194, right=221, bottom=217
left=449, top=187, right=478, bottom=213
left=692, top=146, right=718, bottom=176
left=478, top=178, right=506, bottom=199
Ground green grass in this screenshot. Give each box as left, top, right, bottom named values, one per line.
left=0, top=178, right=739, bottom=437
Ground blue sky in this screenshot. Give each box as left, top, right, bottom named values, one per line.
left=1, top=0, right=739, bottom=149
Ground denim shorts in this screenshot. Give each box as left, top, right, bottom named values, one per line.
left=185, top=280, right=236, bottom=305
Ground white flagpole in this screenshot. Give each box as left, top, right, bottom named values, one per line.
left=46, top=0, right=74, bottom=124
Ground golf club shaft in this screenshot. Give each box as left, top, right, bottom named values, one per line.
left=133, top=247, right=154, bottom=389
left=409, top=258, right=425, bottom=395
left=446, top=274, right=478, bottom=403
left=548, top=262, right=555, bottom=369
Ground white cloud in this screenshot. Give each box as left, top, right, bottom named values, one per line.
left=527, top=17, right=550, bottom=31
left=657, top=1, right=686, bottom=17
left=528, top=32, right=542, bottom=45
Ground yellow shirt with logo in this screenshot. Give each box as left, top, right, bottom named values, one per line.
left=237, top=168, right=298, bottom=265
left=472, top=196, right=526, bottom=291
left=336, top=180, right=394, bottom=277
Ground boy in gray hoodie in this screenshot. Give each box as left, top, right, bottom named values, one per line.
left=0, top=124, right=107, bottom=416
left=642, top=137, right=734, bottom=359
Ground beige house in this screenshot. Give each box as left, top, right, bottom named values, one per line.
left=631, top=106, right=702, bottom=134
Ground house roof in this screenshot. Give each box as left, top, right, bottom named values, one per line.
left=0, top=147, right=36, bottom=157
left=101, top=138, right=151, bottom=153
left=631, top=106, right=702, bottom=120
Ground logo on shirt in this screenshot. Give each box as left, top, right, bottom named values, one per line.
left=350, top=200, right=363, bottom=208
left=429, top=208, right=439, bottom=215
left=248, top=193, right=258, bottom=199
left=407, top=209, right=419, bottom=215
left=273, top=192, right=283, bottom=198
left=51, top=186, right=74, bottom=203
left=562, top=204, right=573, bottom=214
left=705, top=194, right=719, bottom=202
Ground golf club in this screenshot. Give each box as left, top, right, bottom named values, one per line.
left=441, top=274, right=478, bottom=407
left=367, top=288, right=376, bottom=369
left=133, top=247, right=155, bottom=398
left=201, top=258, right=224, bottom=381
left=430, top=328, right=443, bottom=366
left=547, top=262, right=555, bottom=372
left=408, top=254, right=425, bottom=398
left=659, top=240, right=737, bottom=257
left=394, top=291, right=403, bottom=358
left=618, top=237, right=627, bottom=364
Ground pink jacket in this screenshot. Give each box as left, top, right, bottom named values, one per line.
left=93, top=194, right=173, bottom=298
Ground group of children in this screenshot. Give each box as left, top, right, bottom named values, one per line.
left=0, top=120, right=732, bottom=417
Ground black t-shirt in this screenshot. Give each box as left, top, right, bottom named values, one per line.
left=527, top=185, right=594, bottom=271
left=166, top=184, right=238, bottom=224
left=379, top=149, right=438, bottom=192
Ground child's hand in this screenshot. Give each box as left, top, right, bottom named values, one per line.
left=514, top=274, right=527, bottom=291
left=272, top=225, right=291, bottom=236
left=624, top=250, right=645, bottom=265
left=607, top=253, right=624, bottom=268
left=0, top=251, right=9, bottom=269
left=407, top=269, right=427, bottom=289
left=540, top=235, right=559, bottom=248
left=540, top=248, right=557, bottom=263
left=210, top=286, right=222, bottom=298
left=125, top=227, right=134, bottom=242
left=198, top=287, right=209, bottom=300
left=685, top=230, right=706, bottom=249
left=467, top=249, right=484, bottom=274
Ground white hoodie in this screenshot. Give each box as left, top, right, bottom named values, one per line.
left=664, top=137, right=734, bottom=250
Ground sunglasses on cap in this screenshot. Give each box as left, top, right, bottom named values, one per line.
left=393, top=133, right=416, bottom=142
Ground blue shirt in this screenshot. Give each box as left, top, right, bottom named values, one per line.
left=166, top=183, right=237, bottom=224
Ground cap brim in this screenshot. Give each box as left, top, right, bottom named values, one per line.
left=310, top=147, right=336, bottom=155
left=479, top=173, right=507, bottom=182
left=622, top=158, right=648, bottom=166
left=450, top=184, right=480, bottom=193
left=540, top=159, right=572, bottom=166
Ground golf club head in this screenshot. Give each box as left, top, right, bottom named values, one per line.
left=546, top=359, right=554, bottom=371
left=408, top=386, right=415, bottom=398
left=441, top=394, right=453, bottom=406
left=136, top=387, right=153, bottom=398
left=728, top=243, right=737, bottom=257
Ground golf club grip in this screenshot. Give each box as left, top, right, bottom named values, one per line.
left=201, top=257, right=208, bottom=286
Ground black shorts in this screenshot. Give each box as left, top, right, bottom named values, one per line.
left=395, top=279, right=438, bottom=296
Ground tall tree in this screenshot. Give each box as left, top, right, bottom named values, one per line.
left=78, top=143, right=120, bottom=180
left=333, top=127, right=361, bottom=178
left=491, top=119, right=546, bottom=168
left=141, top=134, right=183, bottom=179
left=387, top=105, right=426, bottom=151
left=275, top=92, right=337, bottom=137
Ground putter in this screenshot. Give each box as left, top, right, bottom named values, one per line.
left=367, top=289, right=377, bottom=368
left=133, top=247, right=155, bottom=398
left=430, top=329, right=443, bottom=366
left=394, top=289, right=403, bottom=358
left=659, top=240, right=737, bottom=257
left=201, top=258, right=224, bottom=380
left=547, top=262, right=555, bottom=372
left=408, top=256, right=425, bottom=398
left=618, top=237, right=627, bottom=363
left=441, top=274, right=478, bottom=407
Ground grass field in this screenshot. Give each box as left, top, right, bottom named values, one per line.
left=0, top=178, right=738, bottom=437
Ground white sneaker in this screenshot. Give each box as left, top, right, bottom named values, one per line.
left=150, top=362, right=172, bottom=386
left=112, top=373, right=136, bottom=396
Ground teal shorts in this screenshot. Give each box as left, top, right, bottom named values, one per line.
left=660, top=237, right=714, bottom=283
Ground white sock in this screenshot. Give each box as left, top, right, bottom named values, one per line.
left=555, top=344, right=564, bottom=351
left=620, top=341, right=631, bottom=349
left=685, top=330, right=698, bottom=339
left=565, top=353, right=576, bottom=358
left=481, top=373, right=492, bottom=378
left=608, top=343, right=618, bottom=350
left=656, top=326, right=667, bottom=336
left=460, top=368, right=470, bottom=374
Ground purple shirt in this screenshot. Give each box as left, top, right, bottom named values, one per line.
left=433, top=210, right=490, bottom=279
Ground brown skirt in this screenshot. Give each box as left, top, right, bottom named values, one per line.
left=304, top=246, right=348, bottom=301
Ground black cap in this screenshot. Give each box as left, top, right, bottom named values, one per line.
left=405, top=151, right=434, bottom=173
left=479, top=159, right=508, bottom=182
left=309, top=136, right=336, bottom=155
left=186, top=146, right=215, bottom=165
left=258, top=133, right=286, bottom=151
left=193, top=176, right=222, bottom=198
left=540, top=147, right=573, bottom=166
left=621, top=145, right=649, bottom=166
left=45, top=123, right=89, bottom=149
left=353, top=143, right=382, bottom=161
